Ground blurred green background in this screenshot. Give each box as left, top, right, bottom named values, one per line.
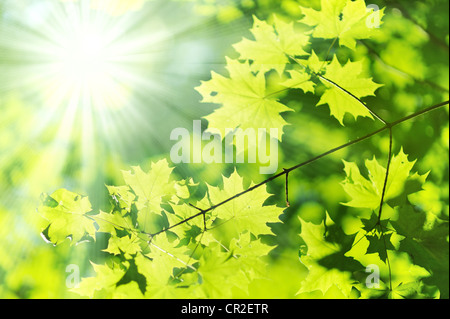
left=0, top=0, right=448, bottom=298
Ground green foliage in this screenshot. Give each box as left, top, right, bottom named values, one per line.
left=39, top=190, right=95, bottom=245
left=341, top=149, right=427, bottom=210
left=196, top=58, right=292, bottom=141
left=316, top=56, right=382, bottom=124
left=2, top=0, right=444, bottom=299
left=38, top=160, right=282, bottom=298
left=196, top=0, right=386, bottom=136
left=233, top=16, right=310, bottom=75
left=299, top=0, right=384, bottom=49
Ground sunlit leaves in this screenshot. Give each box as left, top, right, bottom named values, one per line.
left=280, top=50, right=323, bottom=94
left=196, top=58, right=292, bottom=141
left=298, top=143, right=444, bottom=298
left=233, top=16, right=309, bottom=75
left=392, top=206, right=449, bottom=298
left=317, top=56, right=382, bottom=124
left=38, top=189, right=96, bottom=245
left=32, top=0, right=449, bottom=300
left=297, top=214, right=360, bottom=298
left=281, top=69, right=316, bottom=94
left=196, top=0, right=388, bottom=144
left=365, top=233, right=395, bottom=263
left=197, top=243, right=248, bottom=298
left=198, top=1, right=385, bottom=139
left=300, top=0, right=384, bottom=49
left=338, top=147, right=448, bottom=297
left=299, top=216, right=340, bottom=260
left=107, top=185, right=135, bottom=212
left=72, top=262, right=126, bottom=298
left=207, top=169, right=284, bottom=238
left=38, top=160, right=281, bottom=298
left=122, top=159, right=177, bottom=214
left=95, top=210, right=133, bottom=235
left=229, top=232, right=274, bottom=281
left=103, top=234, right=142, bottom=257
left=342, top=149, right=427, bottom=210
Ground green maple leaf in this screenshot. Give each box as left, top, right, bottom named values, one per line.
left=196, top=58, right=292, bottom=141
left=281, top=69, right=316, bottom=94
left=229, top=231, right=274, bottom=283
left=38, top=189, right=96, bottom=245
left=103, top=234, right=142, bottom=258
left=299, top=216, right=340, bottom=260
left=135, top=233, right=196, bottom=298
left=135, top=253, right=179, bottom=298
left=233, top=15, right=310, bottom=75
left=107, top=185, right=136, bottom=212
left=317, top=56, right=382, bottom=125
left=147, top=233, right=194, bottom=270
left=166, top=196, right=212, bottom=244
left=197, top=242, right=249, bottom=298
left=73, top=262, right=126, bottom=298
left=122, top=159, right=176, bottom=214
left=342, top=149, right=427, bottom=210
left=280, top=51, right=325, bottom=94
left=303, top=50, right=327, bottom=74
left=230, top=231, right=273, bottom=260
left=361, top=212, right=389, bottom=232
left=206, top=169, right=284, bottom=238
left=391, top=206, right=449, bottom=298
left=391, top=281, right=431, bottom=299
left=298, top=214, right=362, bottom=297
left=300, top=0, right=384, bottom=50
left=297, top=256, right=356, bottom=298
left=366, top=233, right=396, bottom=263
left=95, top=210, right=134, bottom=235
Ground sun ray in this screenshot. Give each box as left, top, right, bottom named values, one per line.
left=0, top=0, right=242, bottom=211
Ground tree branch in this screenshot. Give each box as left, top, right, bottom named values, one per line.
left=149, top=100, right=449, bottom=237
left=377, top=126, right=393, bottom=223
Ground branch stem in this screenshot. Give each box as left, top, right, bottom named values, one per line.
left=149, top=100, right=449, bottom=237
left=377, top=126, right=393, bottom=223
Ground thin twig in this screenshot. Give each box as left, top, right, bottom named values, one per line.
left=317, top=74, right=388, bottom=125
left=80, top=101, right=448, bottom=281
left=284, top=168, right=290, bottom=207
left=379, top=224, right=393, bottom=293
left=148, top=100, right=448, bottom=237
left=320, top=37, right=338, bottom=70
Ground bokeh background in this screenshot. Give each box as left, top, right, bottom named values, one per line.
left=0, top=0, right=448, bottom=298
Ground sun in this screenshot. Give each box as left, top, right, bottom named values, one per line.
left=48, top=22, right=129, bottom=111
left=0, top=0, right=176, bottom=193
left=58, top=30, right=108, bottom=83
left=0, top=0, right=215, bottom=192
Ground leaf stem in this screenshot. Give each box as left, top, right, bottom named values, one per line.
left=284, top=169, right=290, bottom=207
left=288, top=54, right=389, bottom=125
left=379, top=224, right=393, bottom=293
left=320, top=37, right=338, bottom=70
left=317, top=74, right=388, bottom=125
left=377, top=126, right=393, bottom=223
